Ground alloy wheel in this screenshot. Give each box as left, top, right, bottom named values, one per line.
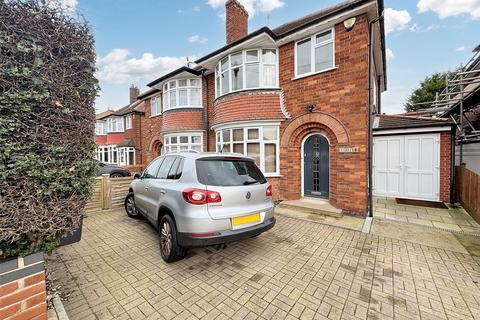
left=160, top=222, right=172, bottom=256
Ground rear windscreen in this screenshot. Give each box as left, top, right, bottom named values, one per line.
left=196, top=158, right=267, bottom=186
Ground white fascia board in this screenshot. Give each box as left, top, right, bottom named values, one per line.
left=211, top=120, right=283, bottom=131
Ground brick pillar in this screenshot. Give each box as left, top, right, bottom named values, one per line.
left=0, top=252, right=47, bottom=320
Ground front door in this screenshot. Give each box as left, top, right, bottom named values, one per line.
left=304, top=134, right=329, bottom=199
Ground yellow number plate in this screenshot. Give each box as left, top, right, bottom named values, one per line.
left=232, top=213, right=260, bottom=226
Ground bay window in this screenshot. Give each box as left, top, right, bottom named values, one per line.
left=151, top=95, right=161, bottom=116
left=216, top=125, right=279, bottom=176
left=215, top=49, right=278, bottom=98
left=95, top=121, right=107, bottom=135
left=295, top=28, right=335, bottom=78
left=106, top=117, right=124, bottom=133
left=162, top=79, right=202, bottom=111
left=163, top=133, right=203, bottom=153
left=96, top=146, right=135, bottom=166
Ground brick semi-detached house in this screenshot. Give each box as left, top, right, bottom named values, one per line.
left=96, top=0, right=454, bottom=215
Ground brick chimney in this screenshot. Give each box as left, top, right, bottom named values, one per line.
left=225, top=0, right=248, bottom=44
left=129, top=85, right=140, bottom=104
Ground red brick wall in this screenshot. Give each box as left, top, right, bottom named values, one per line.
left=123, top=112, right=144, bottom=165
left=276, top=15, right=370, bottom=214
left=212, top=91, right=284, bottom=126
left=161, top=109, right=204, bottom=133
left=225, top=0, right=248, bottom=44
left=140, top=96, right=163, bottom=164
left=440, top=131, right=452, bottom=202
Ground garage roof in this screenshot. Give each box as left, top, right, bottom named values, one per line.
left=373, top=114, right=453, bottom=130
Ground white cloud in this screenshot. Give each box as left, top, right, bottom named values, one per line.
left=96, top=49, right=190, bottom=84
left=193, top=5, right=201, bottom=12
left=455, top=46, right=465, bottom=52
left=386, top=48, right=395, bottom=60
left=417, top=0, right=480, bottom=19
left=207, top=0, right=285, bottom=17
left=177, top=9, right=183, bottom=14
left=187, top=35, right=208, bottom=44
left=384, top=8, right=412, bottom=34
left=45, top=0, right=77, bottom=15
left=409, top=23, right=420, bottom=32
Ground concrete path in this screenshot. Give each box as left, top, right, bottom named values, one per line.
left=46, top=208, right=480, bottom=320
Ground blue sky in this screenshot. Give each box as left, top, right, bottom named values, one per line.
left=65, top=0, right=480, bottom=114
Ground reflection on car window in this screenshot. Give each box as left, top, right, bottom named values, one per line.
left=196, top=158, right=267, bottom=186
left=142, top=158, right=163, bottom=179
left=157, top=157, right=176, bottom=179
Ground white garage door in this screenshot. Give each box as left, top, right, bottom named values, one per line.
left=373, top=133, right=440, bottom=201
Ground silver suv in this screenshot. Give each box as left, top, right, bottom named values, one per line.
left=124, top=152, right=275, bottom=262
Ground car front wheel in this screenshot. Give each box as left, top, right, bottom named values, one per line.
left=159, top=215, right=187, bottom=263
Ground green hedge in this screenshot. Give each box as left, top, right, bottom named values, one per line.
left=0, top=0, right=99, bottom=258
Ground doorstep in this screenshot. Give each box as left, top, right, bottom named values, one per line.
left=277, top=197, right=343, bottom=217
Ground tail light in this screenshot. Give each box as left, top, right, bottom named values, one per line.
left=266, top=185, right=273, bottom=197
left=182, top=188, right=222, bottom=205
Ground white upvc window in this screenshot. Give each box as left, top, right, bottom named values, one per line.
left=125, top=114, right=132, bottom=129
left=295, top=28, right=335, bottom=78
left=163, top=133, right=203, bottom=153
left=95, top=121, right=107, bottom=135
left=215, top=48, right=279, bottom=98
left=216, top=125, right=280, bottom=176
left=118, top=147, right=136, bottom=166
left=162, top=78, right=202, bottom=112
left=106, top=117, right=124, bottom=133
left=151, top=95, right=161, bottom=117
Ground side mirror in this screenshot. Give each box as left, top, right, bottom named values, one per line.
left=133, top=173, right=141, bottom=179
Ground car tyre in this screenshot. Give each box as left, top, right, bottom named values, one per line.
left=124, top=192, right=140, bottom=219
left=110, top=172, right=124, bottom=178
left=159, top=215, right=187, bottom=263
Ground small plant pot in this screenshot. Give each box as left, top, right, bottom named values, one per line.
left=58, top=215, right=83, bottom=247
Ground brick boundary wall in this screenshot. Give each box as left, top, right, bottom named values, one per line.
left=0, top=252, right=47, bottom=320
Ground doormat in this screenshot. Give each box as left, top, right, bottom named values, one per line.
left=396, top=198, right=448, bottom=209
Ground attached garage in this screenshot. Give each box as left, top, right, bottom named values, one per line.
left=372, top=115, right=454, bottom=203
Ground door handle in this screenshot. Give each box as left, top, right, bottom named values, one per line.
left=160, top=189, right=166, bottom=195
left=145, top=186, right=149, bottom=190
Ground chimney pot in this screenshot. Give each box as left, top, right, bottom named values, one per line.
left=225, top=0, right=248, bottom=44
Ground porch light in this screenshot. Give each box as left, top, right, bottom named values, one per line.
left=343, top=17, right=356, bottom=31
left=306, top=104, right=316, bottom=113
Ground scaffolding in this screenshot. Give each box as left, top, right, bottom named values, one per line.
left=407, top=45, right=480, bottom=163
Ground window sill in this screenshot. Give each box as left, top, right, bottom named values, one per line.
left=150, top=114, right=162, bottom=118
left=214, top=87, right=281, bottom=101
left=265, top=174, right=282, bottom=178
left=162, top=106, right=203, bottom=113
left=292, top=66, right=338, bottom=81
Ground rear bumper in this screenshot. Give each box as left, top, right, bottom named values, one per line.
left=177, top=217, right=276, bottom=248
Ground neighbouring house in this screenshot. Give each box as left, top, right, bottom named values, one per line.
left=94, top=85, right=144, bottom=166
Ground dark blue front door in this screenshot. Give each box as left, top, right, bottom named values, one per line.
left=304, top=134, right=329, bottom=199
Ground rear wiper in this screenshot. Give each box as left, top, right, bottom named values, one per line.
left=243, top=181, right=258, bottom=185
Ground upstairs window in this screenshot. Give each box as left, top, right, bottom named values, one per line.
left=106, top=117, right=124, bottom=133
left=162, top=79, right=202, bottom=111
left=151, top=95, right=161, bottom=117
left=95, top=121, right=107, bottom=135
left=295, top=29, right=335, bottom=78
left=125, top=114, right=132, bottom=129
left=215, top=49, right=278, bottom=98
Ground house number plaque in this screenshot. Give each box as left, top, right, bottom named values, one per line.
left=338, top=146, right=359, bottom=153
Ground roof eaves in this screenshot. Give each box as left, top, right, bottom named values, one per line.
left=147, top=66, right=202, bottom=88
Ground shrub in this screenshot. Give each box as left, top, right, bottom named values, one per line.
left=0, top=0, right=99, bottom=258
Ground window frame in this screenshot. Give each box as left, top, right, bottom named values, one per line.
left=95, top=121, right=107, bottom=135
left=162, top=78, right=202, bottom=112
left=215, top=125, right=280, bottom=176
left=163, top=132, right=203, bottom=154
left=214, top=48, right=279, bottom=99
left=125, top=114, right=132, bottom=129
left=151, top=95, right=161, bottom=117
left=106, top=117, right=124, bottom=133
left=294, top=28, right=336, bottom=79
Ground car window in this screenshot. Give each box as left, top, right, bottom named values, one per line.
left=173, top=158, right=184, bottom=179
left=167, top=158, right=179, bottom=180
left=142, top=158, right=163, bottom=179
left=196, top=157, right=267, bottom=186
left=157, top=156, right=176, bottom=179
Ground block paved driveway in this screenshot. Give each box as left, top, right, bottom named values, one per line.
left=47, top=209, right=480, bottom=320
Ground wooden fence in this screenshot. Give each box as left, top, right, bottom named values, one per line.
left=456, top=164, right=480, bottom=223
left=85, top=175, right=133, bottom=212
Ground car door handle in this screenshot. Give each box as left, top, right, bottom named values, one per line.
left=145, top=186, right=149, bottom=190
left=160, top=189, right=166, bottom=195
